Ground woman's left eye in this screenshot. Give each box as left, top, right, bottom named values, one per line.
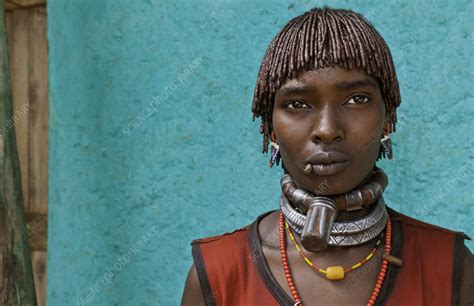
left=346, top=95, right=370, bottom=105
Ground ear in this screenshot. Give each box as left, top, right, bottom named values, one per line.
left=383, top=112, right=395, bottom=135
left=271, top=130, right=277, bottom=143
left=378, top=116, right=388, bottom=139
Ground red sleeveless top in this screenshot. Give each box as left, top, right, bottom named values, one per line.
left=191, top=208, right=468, bottom=306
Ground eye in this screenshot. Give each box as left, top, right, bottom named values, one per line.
left=346, top=94, right=370, bottom=105
left=286, top=100, right=310, bottom=110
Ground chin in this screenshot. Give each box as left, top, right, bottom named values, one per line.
left=299, top=173, right=361, bottom=196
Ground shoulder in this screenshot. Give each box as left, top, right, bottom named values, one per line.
left=189, top=213, right=263, bottom=266
left=190, top=223, right=252, bottom=257
left=389, top=207, right=473, bottom=304
left=388, top=207, right=470, bottom=239
left=189, top=210, right=277, bottom=273
left=191, top=210, right=277, bottom=249
left=388, top=207, right=470, bottom=266
left=185, top=212, right=273, bottom=305
left=192, top=225, right=251, bottom=245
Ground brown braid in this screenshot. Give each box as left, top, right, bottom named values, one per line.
left=251, top=7, right=401, bottom=154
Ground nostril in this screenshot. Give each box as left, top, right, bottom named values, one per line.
left=311, top=133, right=344, bottom=145
left=311, top=120, right=344, bottom=141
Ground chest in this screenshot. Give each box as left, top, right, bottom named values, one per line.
left=262, top=244, right=385, bottom=305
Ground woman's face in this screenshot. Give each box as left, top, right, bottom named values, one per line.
left=272, top=67, right=386, bottom=195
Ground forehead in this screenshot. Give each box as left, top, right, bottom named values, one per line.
left=277, top=67, right=380, bottom=94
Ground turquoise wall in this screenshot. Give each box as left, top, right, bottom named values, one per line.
left=47, top=0, right=473, bottom=305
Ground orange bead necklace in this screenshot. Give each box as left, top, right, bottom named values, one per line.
left=279, top=210, right=392, bottom=306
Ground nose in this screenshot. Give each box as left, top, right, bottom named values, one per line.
left=310, top=106, right=345, bottom=144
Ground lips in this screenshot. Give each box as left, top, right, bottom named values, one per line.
left=306, top=151, right=349, bottom=165
left=306, top=151, right=349, bottom=176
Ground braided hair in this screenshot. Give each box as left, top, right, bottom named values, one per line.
left=251, top=7, right=401, bottom=154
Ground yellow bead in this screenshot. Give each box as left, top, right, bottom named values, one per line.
left=326, top=266, right=345, bottom=280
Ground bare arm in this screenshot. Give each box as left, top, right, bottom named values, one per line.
left=181, top=264, right=206, bottom=306
left=459, top=244, right=474, bottom=306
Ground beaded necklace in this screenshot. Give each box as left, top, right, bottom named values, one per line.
left=284, top=219, right=383, bottom=280
left=279, top=210, right=392, bottom=306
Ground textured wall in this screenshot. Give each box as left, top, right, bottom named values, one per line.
left=47, top=0, right=473, bottom=305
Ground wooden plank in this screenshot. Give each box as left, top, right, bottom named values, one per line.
left=7, top=7, right=47, bottom=305
left=5, top=5, right=48, bottom=304
left=6, top=0, right=46, bottom=11
left=31, top=251, right=46, bottom=306
left=27, top=10, right=48, bottom=306
left=9, top=0, right=46, bottom=6
left=10, top=9, right=30, bottom=211
left=0, top=0, right=37, bottom=303
left=28, top=9, right=48, bottom=214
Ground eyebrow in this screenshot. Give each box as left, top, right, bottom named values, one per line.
left=333, top=78, right=379, bottom=90
left=278, top=78, right=379, bottom=95
left=278, top=84, right=313, bottom=95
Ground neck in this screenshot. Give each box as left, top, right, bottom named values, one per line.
left=280, top=165, right=388, bottom=250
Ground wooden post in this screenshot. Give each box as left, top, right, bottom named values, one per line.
left=0, top=0, right=37, bottom=304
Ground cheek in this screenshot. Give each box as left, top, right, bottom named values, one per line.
left=273, top=109, right=296, bottom=133
left=348, top=114, right=385, bottom=161
left=273, top=129, right=300, bottom=169
left=273, top=110, right=305, bottom=146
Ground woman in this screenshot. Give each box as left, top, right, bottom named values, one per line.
left=181, top=7, right=473, bottom=306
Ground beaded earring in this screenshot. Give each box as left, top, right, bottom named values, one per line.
left=269, top=131, right=281, bottom=167
left=380, top=134, right=393, bottom=160
left=378, top=120, right=393, bottom=160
